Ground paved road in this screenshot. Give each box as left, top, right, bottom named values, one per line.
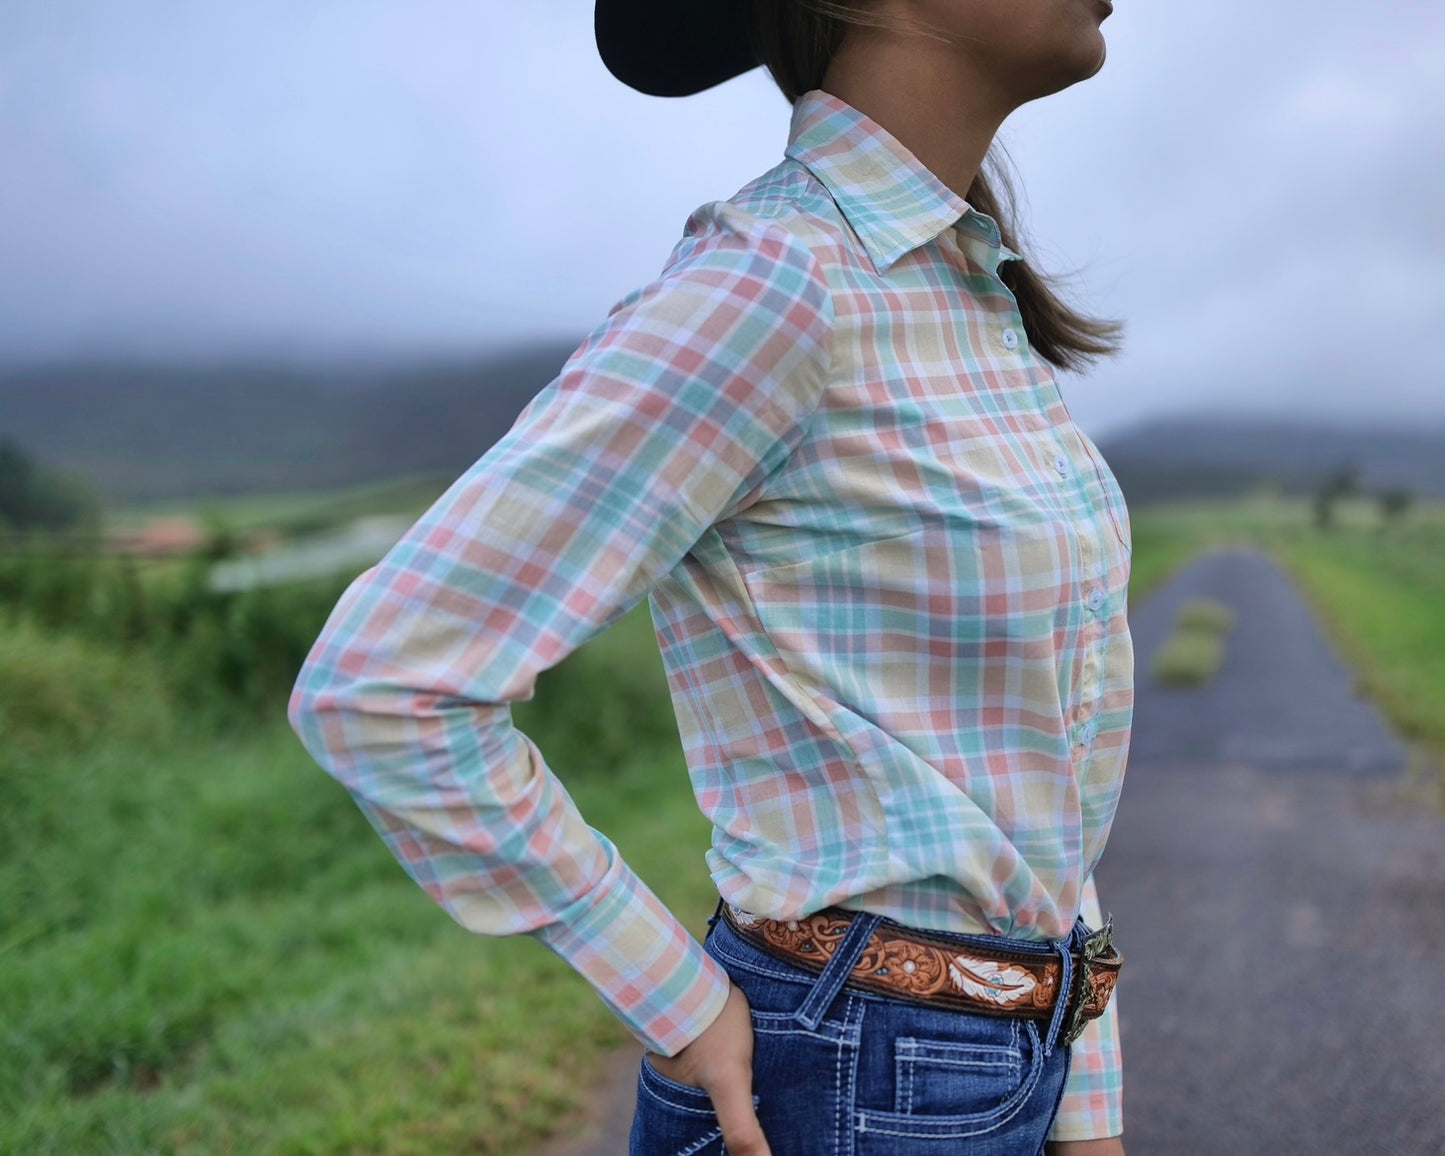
left=537, top=547, right=1445, bottom=1156
left=1098, top=547, right=1443, bottom=1155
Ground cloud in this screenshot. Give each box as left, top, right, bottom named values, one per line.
left=0, top=0, right=1441, bottom=436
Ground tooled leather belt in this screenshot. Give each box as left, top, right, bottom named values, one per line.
left=721, top=903, right=1121, bottom=1044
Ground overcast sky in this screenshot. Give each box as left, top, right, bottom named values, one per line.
left=2, top=0, right=1442, bottom=436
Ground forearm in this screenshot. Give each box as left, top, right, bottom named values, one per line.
left=373, top=788, right=732, bottom=1054
left=298, top=689, right=733, bottom=1054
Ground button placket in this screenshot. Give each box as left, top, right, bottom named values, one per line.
left=1043, top=378, right=1130, bottom=553
left=1071, top=516, right=1104, bottom=755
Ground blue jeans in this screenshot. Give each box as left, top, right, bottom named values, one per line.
left=629, top=904, right=1090, bottom=1156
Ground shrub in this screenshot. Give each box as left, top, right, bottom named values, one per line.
left=1175, top=598, right=1236, bottom=635
left=0, top=617, right=175, bottom=754
left=1150, top=597, right=1236, bottom=688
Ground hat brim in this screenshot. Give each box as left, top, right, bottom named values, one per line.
left=595, top=0, right=760, bottom=97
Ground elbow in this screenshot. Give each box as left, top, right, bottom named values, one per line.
left=285, top=592, right=524, bottom=811
left=287, top=661, right=394, bottom=804
left=286, top=667, right=322, bottom=753
left=286, top=646, right=364, bottom=791
left=285, top=569, right=441, bottom=801
left=287, top=644, right=513, bottom=809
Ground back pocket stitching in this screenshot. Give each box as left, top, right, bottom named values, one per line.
left=672, top=1127, right=724, bottom=1156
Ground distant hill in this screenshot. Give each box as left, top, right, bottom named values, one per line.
left=2, top=350, right=1441, bottom=508
left=0, top=340, right=580, bottom=504
left=1096, top=415, right=1445, bottom=506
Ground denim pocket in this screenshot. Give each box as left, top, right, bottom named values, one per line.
left=893, top=1023, right=1024, bottom=1116
left=629, top=1055, right=729, bottom=1156
left=691, top=914, right=1072, bottom=1153
left=855, top=1018, right=1053, bottom=1153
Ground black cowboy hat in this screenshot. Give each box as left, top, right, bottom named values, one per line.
left=595, top=0, right=760, bottom=97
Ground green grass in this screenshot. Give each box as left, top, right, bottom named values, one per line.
left=1149, top=596, right=1237, bottom=688
left=1264, top=517, right=1445, bottom=790
left=1173, top=598, right=1236, bottom=635
left=0, top=605, right=719, bottom=1155
left=2, top=734, right=715, bottom=1155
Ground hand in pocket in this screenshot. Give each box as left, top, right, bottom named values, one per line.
left=645, top=982, right=772, bottom=1156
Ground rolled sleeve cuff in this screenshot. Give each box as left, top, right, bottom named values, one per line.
left=535, top=865, right=732, bottom=1057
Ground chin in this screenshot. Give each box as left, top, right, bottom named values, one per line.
left=1039, top=35, right=1108, bottom=96
left=1087, top=38, right=1108, bottom=79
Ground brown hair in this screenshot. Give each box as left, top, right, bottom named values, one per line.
left=743, top=0, right=1124, bottom=373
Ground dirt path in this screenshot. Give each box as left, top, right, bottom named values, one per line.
left=536, top=547, right=1445, bottom=1155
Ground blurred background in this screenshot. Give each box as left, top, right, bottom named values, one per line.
left=1, top=2, right=1442, bottom=1153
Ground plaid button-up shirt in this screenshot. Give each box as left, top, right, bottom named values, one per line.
left=290, top=89, right=1132, bottom=1141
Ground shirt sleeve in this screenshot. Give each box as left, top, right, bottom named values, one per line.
left=1046, top=872, right=1124, bottom=1141
left=287, top=200, right=834, bottom=1057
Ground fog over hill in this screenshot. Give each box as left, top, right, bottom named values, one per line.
left=1098, top=415, right=1445, bottom=506
left=0, top=341, right=580, bottom=503
left=2, top=345, right=1442, bottom=507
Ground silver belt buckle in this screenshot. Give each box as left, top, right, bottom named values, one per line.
left=1060, top=915, right=1114, bottom=1047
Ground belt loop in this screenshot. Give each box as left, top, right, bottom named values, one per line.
left=1040, top=918, right=1084, bottom=1059
left=792, top=911, right=883, bottom=1031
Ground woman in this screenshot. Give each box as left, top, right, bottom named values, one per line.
left=290, top=1, right=1133, bottom=1153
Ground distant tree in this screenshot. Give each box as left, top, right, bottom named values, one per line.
left=1377, top=486, right=1414, bottom=527
left=0, top=439, right=35, bottom=530
left=1312, top=463, right=1361, bottom=531
left=0, top=437, right=98, bottom=535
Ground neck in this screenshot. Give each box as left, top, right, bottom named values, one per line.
left=819, top=27, right=1015, bottom=203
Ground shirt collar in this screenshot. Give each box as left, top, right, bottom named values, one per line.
left=784, top=89, right=1020, bottom=273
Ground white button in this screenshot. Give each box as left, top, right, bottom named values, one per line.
left=1082, top=720, right=1098, bottom=744
left=1087, top=587, right=1105, bottom=612
left=1053, top=452, right=1070, bottom=477
left=1000, top=327, right=1020, bottom=350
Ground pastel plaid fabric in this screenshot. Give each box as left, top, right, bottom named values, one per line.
left=290, top=89, right=1132, bottom=1141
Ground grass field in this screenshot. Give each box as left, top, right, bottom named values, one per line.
left=1267, top=513, right=1445, bottom=798
left=0, top=606, right=717, bottom=1156
left=3, top=494, right=1441, bottom=1154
